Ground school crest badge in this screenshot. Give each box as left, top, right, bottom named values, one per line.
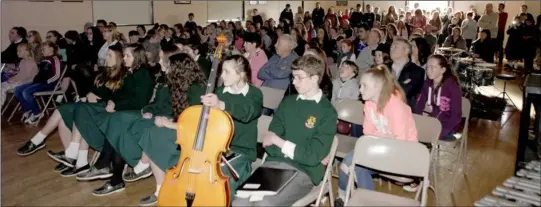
left=305, top=116, right=316, bottom=129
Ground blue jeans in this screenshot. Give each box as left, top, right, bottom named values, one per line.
left=14, top=82, right=55, bottom=114
left=1, top=72, right=12, bottom=82
left=338, top=151, right=376, bottom=192
left=350, top=124, right=363, bottom=137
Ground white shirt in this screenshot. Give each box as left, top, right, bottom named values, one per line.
left=391, top=61, right=407, bottom=78
left=282, top=89, right=323, bottom=159
left=97, top=40, right=118, bottom=66
left=222, top=83, right=249, bottom=96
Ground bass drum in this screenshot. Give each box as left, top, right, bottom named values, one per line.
left=471, top=67, right=494, bottom=86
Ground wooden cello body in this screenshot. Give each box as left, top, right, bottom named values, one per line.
left=158, top=34, right=234, bottom=207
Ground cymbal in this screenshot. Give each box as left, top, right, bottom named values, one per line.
left=459, top=57, right=484, bottom=63
left=476, top=63, right=497, bottom=68
left=438, top=47, right=464, bottom=52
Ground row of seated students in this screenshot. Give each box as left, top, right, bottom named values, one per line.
left=14, top=38, right=462, bottom=206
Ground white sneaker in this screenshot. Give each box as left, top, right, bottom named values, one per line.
left=403, top=183, right=419, bottom=192
left=24, top=113, right=41, bottom=125
left=21, top=110, right=32, bottom=121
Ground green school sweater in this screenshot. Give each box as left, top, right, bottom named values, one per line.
left=265, top=95, right=338, bottom=185
left=142, top=86, right=172, bottom=116
left=216, top=85, right=263, bottom=161
left=112, top=66, right=155, bottom=111
left=144, top=83, right=206, bottom=118
left=91, top=84, right=113, bottom=103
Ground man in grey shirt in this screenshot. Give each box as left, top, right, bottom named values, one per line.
left=258, top=34, right=298, bottom=90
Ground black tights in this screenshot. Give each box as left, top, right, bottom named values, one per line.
left=94, top=139, right=125, bottom=185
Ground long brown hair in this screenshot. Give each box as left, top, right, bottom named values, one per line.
left=124, top=43, right=148, bottom=71
left=428, top=54, right=460, bottom=89
left=363, top=65, right=406, bottom=112
left=95, top=45, right=127, bottom=91
left=167, top=53, right=207, bottom=119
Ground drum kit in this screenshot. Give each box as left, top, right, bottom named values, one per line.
left=436, top=47, right=496, bottom=98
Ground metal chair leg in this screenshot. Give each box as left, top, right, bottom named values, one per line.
left=2, top=94, right=15, bottom=115
left=9, top=103, right=20, bottom=122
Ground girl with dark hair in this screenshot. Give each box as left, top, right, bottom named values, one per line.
left=243, top=32, right=268, bottom=87
left=416, top=54, right=462, bottom=140
left=136, top=25, right=147, bottom=39
left=471, top=29, right=495, bottom=63
left=411, top=37, right=432, bottom=66
left=47, top=44, right=153, bottom=179
left=131, top=53, right=206, bottom=205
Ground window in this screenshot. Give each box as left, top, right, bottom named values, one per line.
left=249, top=1, right=266, bottom=5
left=408, top=1, right=449, bottom=12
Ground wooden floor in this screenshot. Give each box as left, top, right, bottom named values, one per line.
left=0, top=78, right=529, bottom=206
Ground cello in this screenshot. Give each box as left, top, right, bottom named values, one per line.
left=158, top=33, right=234, bottom=207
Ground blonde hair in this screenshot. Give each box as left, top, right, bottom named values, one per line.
left=28, top=30, right=42, bottom=45
left=362, top=65, right=406, bottom=112
left=17, top=43, right=33, bottom=59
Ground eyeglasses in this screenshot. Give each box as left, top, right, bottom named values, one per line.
left=46, top=36, right=53, bottom=39
left=291, top=75, right=311, bottom=81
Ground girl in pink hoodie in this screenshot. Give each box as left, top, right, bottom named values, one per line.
left=337, top=65, right=418, bottom=200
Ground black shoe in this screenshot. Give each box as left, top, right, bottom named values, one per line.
left=54, top=163, right=69, bottom=172
left=60, top=164, right=90, bottom=177
left=92, top=181, right=125, bottom=196
left=17, top=141, right=46, bottom=156
left=76, top=166, right=112, bottom=181
left=47, top=150, right=76, bottom=167
left=334, top=198, right=344, bottom=207
left=123, top=166, right=153, bottom=182
left=139, top=194, right=158, bottom=206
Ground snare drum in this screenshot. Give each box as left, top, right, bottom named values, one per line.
left=470, top=67, right=494, bottom=86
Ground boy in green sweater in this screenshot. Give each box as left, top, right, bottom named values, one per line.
left=233, top=55, right=338, bottom=206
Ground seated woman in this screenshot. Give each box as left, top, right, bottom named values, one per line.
left=243, top=32, right=268, bottom=87
left=470, top=29, right=495, bottom=63
left=1, top=43, right=38, bottom=108
left=138, top=55, right=262, bottom=205
left=14, top=41, right=62, bottom=125
left=415, top=54, right=462, bottom=141
left=16, top=44, right=119, bottom=179
left=336, top=65, right=418, bottom=201
left=47, top=44, right=154, bottom=177
left=443, top=27, right=468, bottom=50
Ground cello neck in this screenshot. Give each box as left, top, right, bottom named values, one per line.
left=192, top=34, right=227, bottom=151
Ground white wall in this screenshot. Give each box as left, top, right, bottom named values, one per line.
left=2, top=0, right=540, bottom=50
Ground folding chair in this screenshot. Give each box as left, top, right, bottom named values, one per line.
left=5, top=66, right=69, bottom=122
left=259, top=86, right=286, bottom=110
left=292, top=136, right=339, bottom=207
left=252, top=115, right=272, bottom=172
left=450, top=97, right=471, bottom=193
left=345, top=136, right=431, bottom=206
left=332, top=99, right=364, bottom=158
left=33, top=67, right=70, bottom=119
